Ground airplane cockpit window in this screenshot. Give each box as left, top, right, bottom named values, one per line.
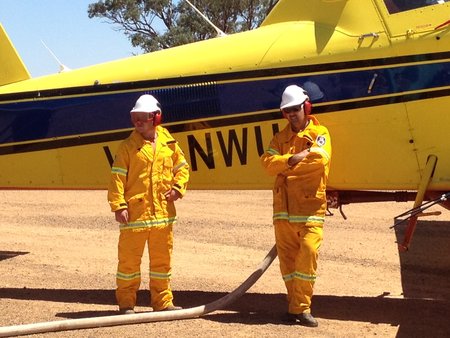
left=384, top=0, right=449, bottom=14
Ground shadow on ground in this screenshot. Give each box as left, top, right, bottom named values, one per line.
left=394, top=220, right=450, bottom=301
left=1, top=288, right=448, bottom=337
left=0, top=251, right=29, bottom=261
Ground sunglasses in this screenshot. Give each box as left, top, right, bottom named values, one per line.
left=131, top=112, right=156, bottom=124
left=283, top=104, right=303, bottom=114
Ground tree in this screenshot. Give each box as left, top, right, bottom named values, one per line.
left=87, top=0, right=278, bottom=52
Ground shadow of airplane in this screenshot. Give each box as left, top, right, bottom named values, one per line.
left=393, top=220, right=450, bottom=302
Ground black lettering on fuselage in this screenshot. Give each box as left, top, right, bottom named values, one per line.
left=188, top=133, right=215, bottom=171
left=217, top=128, right=247, bottom=167
left=187, top=123, right=281, bottom=171
left=254, top=126, right=264, bottom=156
left=103, top=146, right=114, bottom=167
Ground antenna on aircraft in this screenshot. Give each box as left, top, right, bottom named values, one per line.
left=41, top=40, right=71, bottom=73
left=184, top=0, right=227, bottom=37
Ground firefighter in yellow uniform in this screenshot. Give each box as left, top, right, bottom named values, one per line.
left=108, top=94, right=189, bottom=314
left=261, top=85, right=331, bottom=327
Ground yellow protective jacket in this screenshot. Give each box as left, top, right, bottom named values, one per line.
left=261, top=116, right=331, bottom=225
left=108, top=127, right=190, bottom=231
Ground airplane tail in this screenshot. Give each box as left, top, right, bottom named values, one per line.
left=0, top=23, right=31, bottom=86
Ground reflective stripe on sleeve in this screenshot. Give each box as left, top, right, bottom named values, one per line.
left=310, top=146, right=330, bottom=162
left=266, top=147, right=280, bottom=155
left=173, top=161, right=187, bottom=173
left=111, top=167, right=128, bottom=176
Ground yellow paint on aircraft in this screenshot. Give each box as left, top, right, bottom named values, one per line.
left=0, top=0, right=449, bottom=193
left=0, top=24, right=30, bottom=86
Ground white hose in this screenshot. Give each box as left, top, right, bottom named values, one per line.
left=0, top=245, right=277, bottom=337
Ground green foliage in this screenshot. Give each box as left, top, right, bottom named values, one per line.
left=87, top=0, right=278, bottom=52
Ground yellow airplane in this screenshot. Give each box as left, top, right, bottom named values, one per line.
left=1, top=0, right=449, bottom=249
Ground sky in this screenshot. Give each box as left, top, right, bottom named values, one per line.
left=0, top=0, right=143, bottom=78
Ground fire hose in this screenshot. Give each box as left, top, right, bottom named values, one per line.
left=0, top=245, right=277, bottom=337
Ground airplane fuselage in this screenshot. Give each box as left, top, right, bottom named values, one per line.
left=0, top=0, right=449, bottom=192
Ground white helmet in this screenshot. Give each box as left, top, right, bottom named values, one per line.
left=130, top=94, right=161, bottom=114
left=280, top=85, right=309, bottom=110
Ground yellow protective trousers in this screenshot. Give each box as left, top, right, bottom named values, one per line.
left=274, top=220, right=323, bottom=314
left=116, top=225, right=174, bottom=311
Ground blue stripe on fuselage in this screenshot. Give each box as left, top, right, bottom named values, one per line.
left=0, top=61, right=449, bottom=144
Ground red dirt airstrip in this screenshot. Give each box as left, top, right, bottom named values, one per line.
left=1, top=190, right=449, bottom=337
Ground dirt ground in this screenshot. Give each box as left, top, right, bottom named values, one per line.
left=1, top=190, right=449, bottom=337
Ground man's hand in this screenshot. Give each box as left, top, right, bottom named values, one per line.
left=164, top=189, right=181, bottom=202
left=115, top=209, right=129, bottom=224
left=288, top=148, right=310, bottom=167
